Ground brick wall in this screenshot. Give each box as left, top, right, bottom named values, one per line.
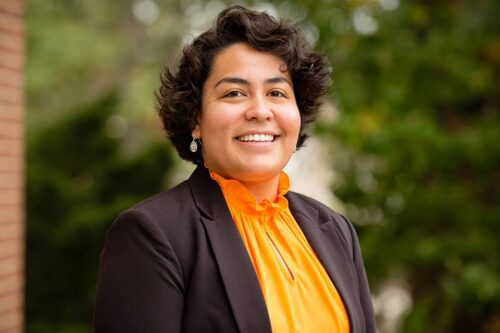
left=0, top=0, right=25, bottom=332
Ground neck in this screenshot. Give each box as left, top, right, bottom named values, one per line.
left=240, top=175, right=280, bottom=203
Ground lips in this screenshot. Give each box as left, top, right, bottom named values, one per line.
left=236, top=133, right=277, bottom=142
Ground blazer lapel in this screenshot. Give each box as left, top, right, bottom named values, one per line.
left=286, top=192, right=364, bottom=333
left=189, top=166, right=272, bottom=333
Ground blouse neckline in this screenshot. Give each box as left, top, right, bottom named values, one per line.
left=208, top=168, right=290, bottom=215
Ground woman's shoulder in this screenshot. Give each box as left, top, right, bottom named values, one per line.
left=286, top=190, right=345, bottom=221
left=114, top=178, right=198, bottom=230
left=286, top=190, right=355, bottom=253
left=134, top=179, right=192, bottom=211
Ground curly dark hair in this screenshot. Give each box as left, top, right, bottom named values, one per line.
left=156, top=5, right=331, bottom=164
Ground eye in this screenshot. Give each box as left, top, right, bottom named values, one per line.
left=224, top=90, right=245, bottom=98
left=268, top=90, right=287, bottom=98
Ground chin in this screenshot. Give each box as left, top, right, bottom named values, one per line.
left=237, top=162, right=284, bottom=180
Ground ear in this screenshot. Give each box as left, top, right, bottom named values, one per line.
left=191, top=123, right=201, bottom=139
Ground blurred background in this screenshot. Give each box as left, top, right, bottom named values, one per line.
left=3, top=0, right=499, bottom=332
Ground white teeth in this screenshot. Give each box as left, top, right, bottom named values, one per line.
left=237, top=134, right=275, bottom=142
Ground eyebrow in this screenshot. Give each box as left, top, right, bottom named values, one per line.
left=265, top=77, right=292, bottom=87
left=214, top=76, right=292, bottom=88
left=214, top=77, right=249, bottom=88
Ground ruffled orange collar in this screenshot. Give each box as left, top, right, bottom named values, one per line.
left=209, top=168, right=290, bottom=214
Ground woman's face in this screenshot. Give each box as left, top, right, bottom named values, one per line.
left=192, top=42, right=301, bottom=184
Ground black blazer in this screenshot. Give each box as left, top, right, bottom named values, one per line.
left=93, top=166, right=376, bottom=333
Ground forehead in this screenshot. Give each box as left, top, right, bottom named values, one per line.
left=207, top=43, right=290, bottom=81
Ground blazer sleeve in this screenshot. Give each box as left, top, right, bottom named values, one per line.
left=93, top=209, right=184, bottom=333
left=343, top=215, right=377, bottom=333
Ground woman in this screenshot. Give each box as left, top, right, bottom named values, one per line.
left=94, top=5, right=375, bottom=333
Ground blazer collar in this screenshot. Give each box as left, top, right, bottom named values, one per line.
left=286, top=192, right=365, bottom=333
left=188, top=166, right=272, bottom=333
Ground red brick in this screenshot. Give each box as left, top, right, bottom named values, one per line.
left=0, top=173, right=21, bottom=190
left=0, top=138, right=23, bottom=155
left=0, top=121, right=22, bottom=139
left=0, top=31, right=24, bottom=53
left=0, top=119, right=24, bottom=139
left=0, top=86, right=23, bottom=105
left=0, top=0, right=25, bottom=16
left=0, top=290, right=22, bottom=314
left=0, top=105, right=23, bottom=122
left=0, top=274, right=22, bottom=296
left=0, top=256, right=21, bottom=277
left=0, top=49, right=23, bottom=70
left=0, top=1, right=24, bottom=331
left=0, top=207, right=21, bottom=225
left=0, top=189, right=22, bottom=207
left=0, top=222, right=22, bottom=241
left=0, top=67, right=23, bottom=88
left=1, top=327, right=23, bottom=333
left=0, top=155, right=22, bottom=173
left=0, top=239, right=20, bottom=259
left=0, top=308, right=22, bottom=331
left=0, top=12, right=24, bottom=35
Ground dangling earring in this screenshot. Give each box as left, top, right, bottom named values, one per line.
left=190, top=138, right=198, bottom=152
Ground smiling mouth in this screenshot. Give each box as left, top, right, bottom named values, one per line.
left=236, top=134, right=277, bottom=142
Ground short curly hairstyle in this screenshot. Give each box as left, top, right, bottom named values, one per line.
left=156, top=5, right=331, bottom=164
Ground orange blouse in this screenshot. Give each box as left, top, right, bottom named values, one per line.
left=210, top=170, right=350, bottom=333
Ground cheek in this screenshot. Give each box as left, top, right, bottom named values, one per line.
left=201, top=106, right=236, bottom=136
left=288, top=109, right=302, bottom=136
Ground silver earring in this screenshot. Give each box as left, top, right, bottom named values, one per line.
left=190, top=139, right=198, bottom=153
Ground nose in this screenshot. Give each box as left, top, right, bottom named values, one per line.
left=244, top=96, right=273, bottom=121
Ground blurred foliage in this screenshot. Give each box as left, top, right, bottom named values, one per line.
left=310, top=0, right=500, bottom=332
left=26, top=92, right=174, bottom=333
left=25, top=0, right=499, bottom=332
